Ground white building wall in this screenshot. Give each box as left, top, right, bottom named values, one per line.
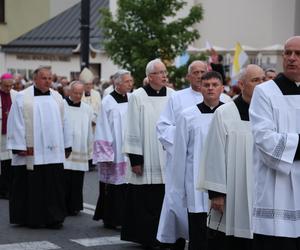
left=111, top=0, right=296, bottom=50
left=110, top=0, right=118, bottom=17
left=0, top=51, right=5, bottom=75
left=49, top=0, right=81, bottom=18
left=194, top=0, right=295, bottom=49
left=5, top=54, right=79, bottom=80
left=90, top=53, right=119, bottom=80
left=4, top=52, right=119, bottom=81
left=3, top=0, right=296, bottom=80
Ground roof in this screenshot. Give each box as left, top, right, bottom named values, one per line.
left=261, top=44, right=284, bottom=51
left=1, top=0, right=108, bottom=55
left=186, top=45, right=227, bottom=52
left=228, top=45, right=258, bottom=52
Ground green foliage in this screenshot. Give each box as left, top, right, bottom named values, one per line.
left=99, top=0, right=203, bottom=86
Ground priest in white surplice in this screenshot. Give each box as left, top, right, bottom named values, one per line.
left=199, top=65, right=264, bottom=250
left=93, top=69, right=133, bottom=228
left=80, top=67, right=101, bottom=126
left=250, top=36, right=300, bottom=249
left=172, top=71, right=224, bottom=250
left=7, top=67, right=72, bottom=229
left=121, top=59, right=175, bottom=248
left=0, top=73, right=17, bottom=199
left=156, top=61, right=231, bottom=249
left=63, top=81, right=93, bottom=216
left=80, top=67, right=101, bottom=171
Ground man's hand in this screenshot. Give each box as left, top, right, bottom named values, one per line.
left=211, top=196, right=225, bottom=214
left=16, top=147, right=34, bottom=156
left=27, top=147, right=34, bottom=156
left=132, top=165, right=143, bottom=176
left=16, top=150, right=27, bottom=156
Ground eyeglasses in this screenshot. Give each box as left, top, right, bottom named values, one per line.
left=283, top=50, right=300, bottom=58
left=150, top=70, right=168, bottom=76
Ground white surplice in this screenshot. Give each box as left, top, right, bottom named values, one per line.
left=250, top=80, right=300, bottom=238
left=156, top=87, right=232, bottom=243
left=81, top=89, right=101, bottom=125
left=198, top=101, right=253, bottom=239
left=171, top=106, right=212, bottom=213
left=124, top=87, right=174, bottom=185
left=64, top=101, right=93, bottom=171
left=157, top=88, right=231, bottom=152
left=6, top=86, right=72, bottom=166
left=93, top=94, right=130, bottom=185
left=156, top=87, right=201, bottom=242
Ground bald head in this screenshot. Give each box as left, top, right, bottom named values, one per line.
left=284, top=36, right=300, bottom=48
left=282, top=36, right=300, bottom=82
left=238, top=64, right=264, bottom=104
left=188, top=60, right=207, bottom=74
left=187, top=60, right=207, bottom=92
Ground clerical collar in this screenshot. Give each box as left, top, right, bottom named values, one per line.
left=273, top=73, right=300, bottom=95
left=34, top=86, right=50, bottom=96
left=110, top=90, right=128, bottom=103
left=197, top=101, right=223, bottom=113
left=85, top=91, right=91, bottom=97
left=143, top=84, right=166, bottom=96
left=234, top=94, right=250, bottom=121
left=66, top=97, right=81, bottom=107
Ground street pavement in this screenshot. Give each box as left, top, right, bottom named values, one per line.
left=0, top=170, right=142, bottom=250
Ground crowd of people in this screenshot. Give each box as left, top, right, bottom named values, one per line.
left=0, top=35, right=299, bottom=250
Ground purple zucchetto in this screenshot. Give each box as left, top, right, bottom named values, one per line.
left=1, top=73, right=14, bottom=80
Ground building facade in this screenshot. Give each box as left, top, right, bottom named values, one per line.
left=0, top=0, right=299, bottom=81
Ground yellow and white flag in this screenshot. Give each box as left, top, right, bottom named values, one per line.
left=231, top=42, right=248, bottom=78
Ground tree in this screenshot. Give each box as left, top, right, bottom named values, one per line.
left=99, top=0, right=203, bottom=87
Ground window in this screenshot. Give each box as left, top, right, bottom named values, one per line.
left=70, top=71, right=80, bottom=81
left=0, top=0, right=4, bottom=23
left=7, top=68, right=16, bottom=75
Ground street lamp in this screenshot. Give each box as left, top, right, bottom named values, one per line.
left=80, top=0, right=90, bottom=70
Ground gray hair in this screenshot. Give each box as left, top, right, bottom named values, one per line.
left=113, top=69, right=131, bottom=85
left=187, top=60, right=207, bottom=74
left=69, top=80, right=84, bottom=90
left=145, top=58, right=163, bottom=76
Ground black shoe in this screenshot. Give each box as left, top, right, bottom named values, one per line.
left=170, top=238, right=186, bottom=250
